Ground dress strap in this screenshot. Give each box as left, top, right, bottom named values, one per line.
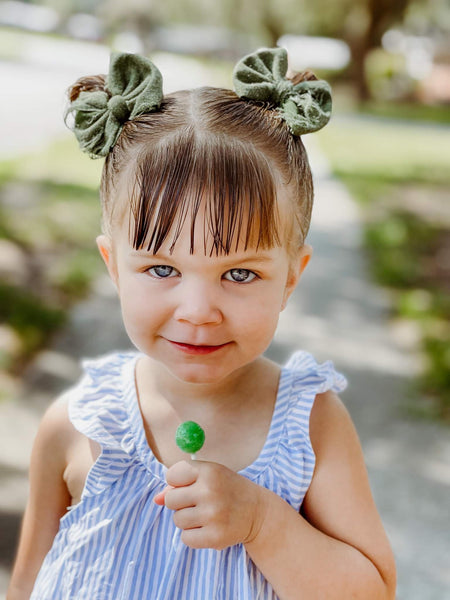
left=262, top=351, right=347, bottom=510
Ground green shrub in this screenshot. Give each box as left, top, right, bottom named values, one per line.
left=0, top=283, right=66, bottom=368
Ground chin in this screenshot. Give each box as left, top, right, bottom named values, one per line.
left=170, top=363, right=230, bottom=385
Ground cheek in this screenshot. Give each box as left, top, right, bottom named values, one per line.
left=117, top=275, right=161, bottom=326
left=232, top=287, right=283, bottom=337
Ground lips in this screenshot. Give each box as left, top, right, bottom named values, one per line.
left=167, top=340, right=230, bottom=355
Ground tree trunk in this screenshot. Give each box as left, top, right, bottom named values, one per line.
left=348, top=0, right=411, bottom=103
left=259, top=0, right=283, bottom=47
left=349, top=38, right=372, bottom=102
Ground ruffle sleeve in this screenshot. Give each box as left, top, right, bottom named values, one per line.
left=67, top=352, right=141, bottom=498
left=255, top=351, right=347, bottom=511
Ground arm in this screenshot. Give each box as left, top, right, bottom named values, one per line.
left=156, top=392, right=396, bottom=599
left=244, top=391, right=396, bottom=599
left=7, top=400, right=72, bottom=600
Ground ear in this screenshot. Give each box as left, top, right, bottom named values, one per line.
left=281, top=244, right=312, bottom=311
left=96, top=235, right=119, bottom=289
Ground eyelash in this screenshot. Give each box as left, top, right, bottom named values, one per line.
left=147, top=266, right=258, bottom=283
left=223, top=269, right=257, bottom=283
left=148, top=265, right=178, bottom=279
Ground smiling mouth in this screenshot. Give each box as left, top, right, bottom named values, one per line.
left=168, top=340, right=230, bottom=355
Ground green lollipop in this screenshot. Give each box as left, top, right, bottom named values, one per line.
left=175, top=421, right=205, bottom=459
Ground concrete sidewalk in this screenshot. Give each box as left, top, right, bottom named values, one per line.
left=290, top=142, right=450, bottom=599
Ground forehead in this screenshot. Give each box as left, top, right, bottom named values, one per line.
left=114, top=137, right=294, bottom=256
left=124, top=211, right=289, bottom=265
left=119, top=186, right=295, bottom=257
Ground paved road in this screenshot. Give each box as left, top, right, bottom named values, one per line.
left=1, top=40, right=449, bottom=599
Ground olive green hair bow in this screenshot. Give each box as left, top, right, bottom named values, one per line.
left=233, top=47, right=332, bottom=136
left=67, top=52, right=163, bottom=158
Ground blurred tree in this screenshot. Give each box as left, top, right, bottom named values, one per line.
left=40, top=0, right=102, bottom=20
left=98, top=0, right=162, bottom=52
left=221, top=0, right=431, bottom=101
left=236, top=0, right=432, bottom=101
left=98, top=0, right=305, bottom=50
left=66, top=0, right=436, bottom=100
left=281, top=0, right=431, bottom=100
left=405, top=0, right=450, bottom=35
left=343, top=0, right=412, bottom=100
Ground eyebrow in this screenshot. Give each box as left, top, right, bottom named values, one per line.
left=128, top=250, right=276, bottom=264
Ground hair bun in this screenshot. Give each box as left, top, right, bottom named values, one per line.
left=289, top=70, right=318, bottom=85
left=233, top=47, right=332, bottom=136
left=68, top=74, right=108, bottom=103
left=65, top=53, right=163, bottom=158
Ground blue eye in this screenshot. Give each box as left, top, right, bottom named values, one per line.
left=224, top=269, right=257, bottom=283
left=148, top=265, right=179, bottom=278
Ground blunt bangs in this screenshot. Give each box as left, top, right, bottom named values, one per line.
left=129, top=130, right=282, bottom=255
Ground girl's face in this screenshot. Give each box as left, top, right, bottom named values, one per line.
left=98, top=196, right=310, bottom=387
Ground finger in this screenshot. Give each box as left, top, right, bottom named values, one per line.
left=153, top=485, right=173, bottom=506
left=172, top=506, right=201, bottom=531
left=182, top=526, right=228, bottom=551
left=166, top=460, right=198, bottom=488
left=164, top=486, right=197, bottom=511
left=180, top=527, right=214, bottom=550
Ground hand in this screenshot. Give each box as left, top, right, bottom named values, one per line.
left=154, top=460, right=269, bottom=550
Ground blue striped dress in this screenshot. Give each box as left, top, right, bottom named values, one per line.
left=31, top=351, right=347, bottom=599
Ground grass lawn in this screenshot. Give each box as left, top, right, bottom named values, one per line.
left=317, top=114, right=450, bottom=421
left=0, top=135, right=103, bottom=396
left=360, top=101, right=450, bottom=126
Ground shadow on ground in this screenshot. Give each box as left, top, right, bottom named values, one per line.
left=0, top=511, right=21, bottom=570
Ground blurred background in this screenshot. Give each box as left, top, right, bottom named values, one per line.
left=0, top=0, right=449, bottom=598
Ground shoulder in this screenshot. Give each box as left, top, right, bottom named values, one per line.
left=309, top=390, right=363, bottom=470
left=38, top=393, right=75, bottom=444
left=305, top=389, right=370, bottom=519
left=32, top=390, right=85, bottom=472
left=310, top=390, right=355, bottom=447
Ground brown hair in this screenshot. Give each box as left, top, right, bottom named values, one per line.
left=68, top=74, right=315, bottom=256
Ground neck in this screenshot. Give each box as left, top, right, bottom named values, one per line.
left=137, top=355, right=277, bottom=417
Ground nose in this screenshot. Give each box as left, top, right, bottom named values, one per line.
left=173, top=277, right=223, bottom=325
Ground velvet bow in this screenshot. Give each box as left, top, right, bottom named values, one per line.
left=67, top=52, right=163, bottom=158
left=233, top=47, right=332, bottom=136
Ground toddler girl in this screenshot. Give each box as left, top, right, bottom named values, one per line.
left=8, top=48, right=396, bottom=599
